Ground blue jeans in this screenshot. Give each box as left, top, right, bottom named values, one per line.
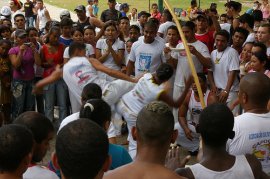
left=44, top=78, right=68, bottom=124
left=26, top=16, right=34, bottom=28
left=11, top=79, right=35, bottom=119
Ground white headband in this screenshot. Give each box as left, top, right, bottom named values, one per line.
left=84, top=103, right=94, bottom=112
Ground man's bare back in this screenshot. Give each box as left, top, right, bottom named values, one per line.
left=104, top=162, right=185, bottom=179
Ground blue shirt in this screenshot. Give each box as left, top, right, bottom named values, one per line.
left=59, top=36, right=73, bottom=46
left=109, top=143, right=132, bottom=170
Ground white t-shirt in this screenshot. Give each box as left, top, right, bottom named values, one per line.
left=63, top=57, right=109, bottom=112
left=267, top=47, right=270, bottom=56
left=122, top=73, right=165, bottom=114
left=96, top=38, right=125, bottom=70
left=209, top=47, right=240, bottom=91
left=63, top=44, right=95, bottom=59
left=58, top=112, right=116, bottom=138
left=158, top=21, right=176, bottom=40
left=245, top=33, right=255, bottom=44
left=220, top=23, right=231, bottom=34
left=227, top=112, right=270, bottom=174
left=129, top=39, right=166, bottom=77
left=171, top=40, right=210, bottom=87
left=23, top=165, right=59, bottom=179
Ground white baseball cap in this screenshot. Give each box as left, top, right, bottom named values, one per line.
left=60, top=9, right=71, bottom=19
left=0, top=6, right=12, bottom=17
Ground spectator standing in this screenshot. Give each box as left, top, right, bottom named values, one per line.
left=23, top=0, right=35, bottom=28
left=36, top=0, right=51, bottom=33
left=151, top=3, right=162, bottom=22
left=9, top=29, right=41, bottom=119
left=100, top=0, right=120, bottom=23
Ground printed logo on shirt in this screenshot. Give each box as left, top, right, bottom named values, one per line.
left=252, top=138, right=270, bottom=164
left=138, top=53, right=152, bottom=72
left=68, top=63, right=93, bottom=85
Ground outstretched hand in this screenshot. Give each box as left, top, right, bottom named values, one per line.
left=165, top=144, right=191, bottom=171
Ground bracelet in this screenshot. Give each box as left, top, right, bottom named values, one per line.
left=223, top=90, right=228, bottom=94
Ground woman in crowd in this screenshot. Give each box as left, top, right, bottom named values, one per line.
left=250, top=51, right=270, bottom=77
left=40, top=26, right=68, bottom=123
left=96, top=21, right=125, bottom=81
left=9, top=29, right=41, bottom=119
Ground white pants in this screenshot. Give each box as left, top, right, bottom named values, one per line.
left=227, top=91, right=239, bottom=116
left=173, top=85, right=185, bottom=122
left=102, top=80, right=135, bottom=106
left=116, top=99, right=138, bottom=159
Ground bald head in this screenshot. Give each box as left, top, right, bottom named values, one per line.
left=136, top=101, right=174, bottom=146
left=240, top=72, right=270, bottom=107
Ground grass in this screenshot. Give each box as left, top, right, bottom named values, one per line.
left=44, top=0, right=252, bottom=16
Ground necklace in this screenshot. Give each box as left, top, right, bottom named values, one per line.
left=215, top=48, right=226, bottom=64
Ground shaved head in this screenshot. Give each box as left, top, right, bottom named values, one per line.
left=136, top=101, right=174, bottom=146
left=240, top=72, right=270, bottom=107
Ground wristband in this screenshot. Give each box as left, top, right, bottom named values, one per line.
left=223, top=90, right=228, bottom=94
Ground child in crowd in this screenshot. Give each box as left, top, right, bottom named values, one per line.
left=119, top=16, right=130, bottom=42
left=96, top=21, right=125, bottom=81
left=14, top=111, right=58, bottom=179
left=119, top=3, right=129, bottom=17
left=59, top=17, right=73, bottom=46
left=83, top=25, right=97, bottom=49
left=63, top=27, right=95, bottom=62
left=128, top=8, right=138, bottom=25
left=250, top=51, right=270, bottom=77
left=92, top=0, right=99, bottom=17
left=128, top=24, right=140, bottom=41
left=151, top=3, right=161, bottom=22
left=0, top=39, right=12, bottom=125
left=121, top=38, right=135, bottom=73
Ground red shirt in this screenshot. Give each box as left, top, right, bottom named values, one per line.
left=195, top=30, right=215, bottom=53
left=151, top=12, right=162, bottom=22
left=41, top=43, right=64, bottom=78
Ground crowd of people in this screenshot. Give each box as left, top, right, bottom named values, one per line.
left=0, top=0, right=270, bottom=178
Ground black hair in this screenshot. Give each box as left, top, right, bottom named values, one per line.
left=26, top=27, right=38, bottom=35
left=240, top=72, right=270, bottom=107
left=252, top=51, right=270, bottom=70
left=71, top=26, right=84, bottom=36
left=182, top=21, right=196, bottom=31
left=81, top=83, right=102, bottom=104
left=167, top=25, right=179, bottom=35
left=129, top=24, right=140, bottom=32
left=14, top=112, right=54, bottom=144
left=191, top=0, right=197, bottom=6
left=0, top=124, right=33, bottom=172
left=253, top=42, right=267, bottom=55
left=126, top=38, right=136, bottom=44
left=163, top=9, right=173, bottom=21
left=252, top=10, right=263, bottom=22
left=56, top=119, right=109, bottom=179
left=13, top=13, right=25, bottom=21
left=103, top=20, right=118, bottom=32
left=14, top=112, right=54, bottom=163
left=144, top=20, right=158, bottom=31
left=148, top=17, right=160, bottom=26
left=156, top=63, right=174, bottom=82
left=68, top=41, right=86, bottom=57
left=151, top=3, right=158, bottom=7
left=239, top=13, right=254, bottom=29
left=119, top=16, right=130, bottom=23
left=220, top=13, right=228, bottom=18
left=83, top=25, right=96, bottom=35
left=215, top=30, right=230, bottom=42
left=137, top=101, right=174, bottom=146
left=197, top=73, right=207, bottom=83
left=45, top=26, right=61, bottom=44
left=0, top=25, right=11, bottom=36
left=79, top=99, right=111, bottom=128
left=0, top=39, right=11, bottom=58
left=199, top=103, right=235, bottom=148
left=60, top=17, right=73, bottom=28
left=225, top=1, right=240, bottom=11
left=233, top=27, right=249, bottom=41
